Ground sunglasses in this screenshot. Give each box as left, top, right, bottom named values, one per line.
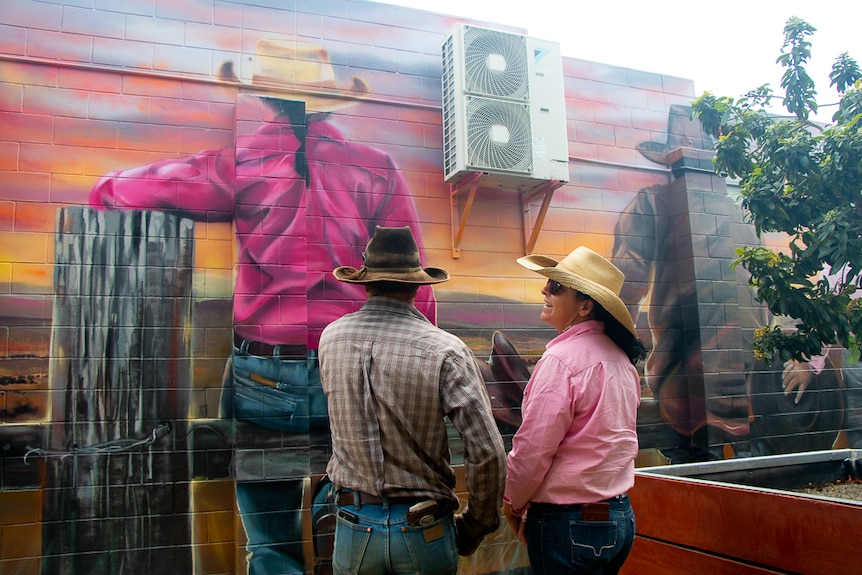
left=546, top=279, right=565, bottom=295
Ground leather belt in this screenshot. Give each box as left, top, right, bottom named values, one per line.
left=531, top=493, right=628, bottom=510
left=234, top=334, right=306, bottom=359
left=336, top=490, right=423, bottom=508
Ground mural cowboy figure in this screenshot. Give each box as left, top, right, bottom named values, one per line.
left=89, top=39, right=436, bottom=574
left=612, top=104, right=843, bottom=461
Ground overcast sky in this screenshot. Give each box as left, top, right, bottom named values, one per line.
left=376, top=0, right=862, bottom=122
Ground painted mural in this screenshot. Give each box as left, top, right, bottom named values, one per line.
left=0, top=0, right=857, bottom=574
left=611, top=105, right=848, bottom=462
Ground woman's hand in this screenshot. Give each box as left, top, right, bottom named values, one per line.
left=502, top=502, right=527, bottom=545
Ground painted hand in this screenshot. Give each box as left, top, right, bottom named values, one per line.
left=782, top=360, right=814, bottom=404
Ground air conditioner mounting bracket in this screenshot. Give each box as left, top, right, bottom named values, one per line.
left=450, top=174, right=563, bottom=258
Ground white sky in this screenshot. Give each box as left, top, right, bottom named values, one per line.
left=376, top=0, right=862, bottom=122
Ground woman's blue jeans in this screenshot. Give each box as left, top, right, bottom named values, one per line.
left=524, top=495, right=635, bottom=575
left=333, top=502, right=458, bottom=575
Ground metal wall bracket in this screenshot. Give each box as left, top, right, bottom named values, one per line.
left=521, top=179, right=562, bottom=256
left=450, top=174, right=563, bottom=258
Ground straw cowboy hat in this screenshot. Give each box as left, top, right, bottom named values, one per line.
left=218, top=39, right=371, bottom=113
left=517, top=246, right=637, bottom=336
left=334, top=226, right=450, bottom=285
left=637, top=104, right=714, bottom=166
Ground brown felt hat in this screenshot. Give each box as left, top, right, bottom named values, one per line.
left=333, top=226, right=449, bottom=285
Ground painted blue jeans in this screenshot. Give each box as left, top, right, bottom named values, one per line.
left=221, top=346, right=330, bottom=575
left=524, top=495, right=635, bottom=575
left=223, top=346, right=327, bottom=433
left=333, top=502, right=458, bottom=575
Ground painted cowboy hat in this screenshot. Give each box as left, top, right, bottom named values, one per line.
left=219, top=39, right=371, bottom=113
left=333, top=226, right=450, bottom=285
left=517, top=246, right=637, bottom=337
left=637, top=104, right=713, bottom=166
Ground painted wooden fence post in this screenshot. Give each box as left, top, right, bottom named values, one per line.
left=42, top=207, right=195, bottom=574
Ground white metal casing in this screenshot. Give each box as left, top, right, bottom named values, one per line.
left=442, top=23, right=569, bottom=192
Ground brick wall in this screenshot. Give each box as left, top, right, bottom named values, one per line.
left=0, top=0, right=844, bottom=573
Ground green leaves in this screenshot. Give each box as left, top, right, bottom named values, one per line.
left=778, top=17, right=818, bottom=119
left=829, top=53, right=861, bottom=94
left=692, top=17, right=862, bottom=364
left=691, top=92, right=734, bottom=138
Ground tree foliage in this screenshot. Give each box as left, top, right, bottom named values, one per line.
left=691, top=17, right=862, bottom=365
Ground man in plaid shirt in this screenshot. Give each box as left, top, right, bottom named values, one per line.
left=319, top=226, right=506, bottom=574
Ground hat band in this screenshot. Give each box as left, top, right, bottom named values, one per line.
left=363, top=265, right=423, bottom=273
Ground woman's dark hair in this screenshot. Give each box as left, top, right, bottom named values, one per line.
left=583, top=294, right=648, bottom=364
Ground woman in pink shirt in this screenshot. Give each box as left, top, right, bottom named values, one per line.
left=503, top=246, right=647, bottom=575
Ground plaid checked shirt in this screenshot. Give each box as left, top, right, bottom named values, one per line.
left=319, top=296, right=506, bottom=532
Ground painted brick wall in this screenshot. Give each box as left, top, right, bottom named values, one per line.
left=0, top=0, right=848, bottom=573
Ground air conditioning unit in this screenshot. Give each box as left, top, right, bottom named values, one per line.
left=442, top=24, right=569, bottom=193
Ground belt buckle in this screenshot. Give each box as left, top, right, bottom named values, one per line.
left=407, top=500, right=440, bottom=526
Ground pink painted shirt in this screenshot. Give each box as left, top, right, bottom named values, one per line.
left=504, top=320, right=641, bottom=512
left=89, top=118, right=436, bottom=349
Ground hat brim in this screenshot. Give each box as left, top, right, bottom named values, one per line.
left=636, top=141, right=670, bottom=166
left=333, top=265, right=449, bottom=285
left=218, top=61, right=371, bottom=113
left=517, top=255, right=637, bottom=337
left=253, top=77, right=371, bottom=113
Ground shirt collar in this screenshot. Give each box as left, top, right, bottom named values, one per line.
left=362, top=296, right=430, bottom=323
left=547, top=319, right=603, bottom=350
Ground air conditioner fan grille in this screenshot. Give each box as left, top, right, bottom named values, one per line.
left=463, top=27, right=529, bottom=100
left=466, top=97, right=532, bottom=173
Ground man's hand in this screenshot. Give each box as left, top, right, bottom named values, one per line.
left=454, top=512, right=486, bottom=556
left=782, top=360, right=814, bottom=404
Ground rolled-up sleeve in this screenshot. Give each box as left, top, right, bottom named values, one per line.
left=442, top=348, right=507, bottom=532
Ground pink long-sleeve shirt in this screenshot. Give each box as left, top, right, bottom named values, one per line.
left=89, top=118, right=436, bottom=349
left=504, top=320, right=641, bottom=512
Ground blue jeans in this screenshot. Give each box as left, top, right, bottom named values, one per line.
left=525, top=495, right=635, bottom=575
left=236, top=480, right=306, bottom=575
left=221, top=346, right=331, bottom=574
left=333, top=502, right=458, bottom=575
left=223, top=346, right=327, bottom=433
